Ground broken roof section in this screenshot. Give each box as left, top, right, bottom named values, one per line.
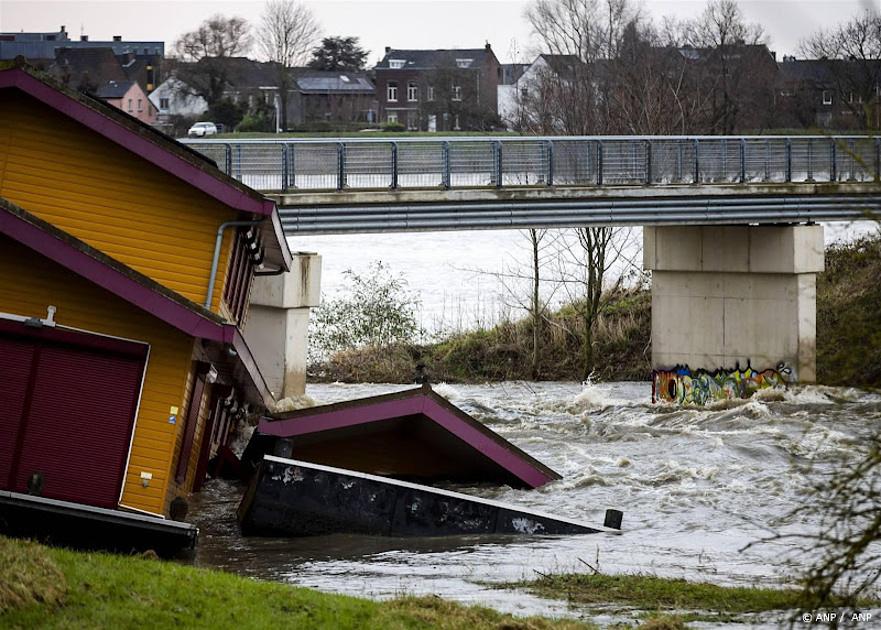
left=258, top=384, right=561, bottom=489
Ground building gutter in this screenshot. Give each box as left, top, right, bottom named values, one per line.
left=204, top=220, right=263, bottom=309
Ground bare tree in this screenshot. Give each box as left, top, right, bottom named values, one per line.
left=683, top=0, right=772, bottom=133
left=173, top=15, right=252, bottom=107
left=801, top=9, right=881, bottom=129
left=552, top=227, right=639, bottom=379
left=257, top=0, right=321, bottom=131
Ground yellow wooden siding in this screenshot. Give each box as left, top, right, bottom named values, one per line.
left=0, top=236, right=197, bottom=516
left=0, top=91, right=239, bottom=314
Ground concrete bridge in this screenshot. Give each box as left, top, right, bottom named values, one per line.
left=184, top=136, right=881, bottom=399
left=183, top=135, right=881, bottom=234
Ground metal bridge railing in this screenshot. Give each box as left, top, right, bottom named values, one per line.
left=181, top=135, right=881, bottom=193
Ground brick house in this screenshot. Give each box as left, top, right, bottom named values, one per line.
left=374, top=44, right=501, bottom=131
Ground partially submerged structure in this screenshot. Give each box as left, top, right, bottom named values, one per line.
left=0, top=60, right=294, bottom=526
left=239, top=456, right=617, bottom=538
left=247, top=384, right=562, bottom=489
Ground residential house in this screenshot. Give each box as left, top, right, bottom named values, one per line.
left=95, top=79, right=158, bottom=125
left=291, top=69, right=376, bottom=126
left=776, top=57, right=881, bottom=130
left=2, top=26, right=163, bottom=95
left=498, top=54, right=581, bottom=131
left=374, top=44, right=501, bottom=131
left=149, top=76, right=209, bottom=127
left=0, top=60, right=292, bottom=517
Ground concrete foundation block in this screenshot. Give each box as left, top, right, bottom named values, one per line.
left=646, top=225, right=822, bottom=387
left=250, top=253, right=322, bottom=309
left=244, top=253, right=322, bottom=401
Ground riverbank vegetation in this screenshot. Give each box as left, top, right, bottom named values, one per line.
left=816, top=234, right=881, bottom=386
left=507, top=572, right=860, bottom=625
left=309, top=231, right=880, bottom=387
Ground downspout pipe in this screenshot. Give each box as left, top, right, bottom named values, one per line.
left=205, top=220, right=263, bottom=309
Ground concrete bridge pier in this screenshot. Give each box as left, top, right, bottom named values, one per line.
left=244, top=253, right=321, bottom=401
left=644, top=225, right=824, bottom=400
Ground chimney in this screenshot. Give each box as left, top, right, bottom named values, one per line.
left=113, top=35, right=122, bottom=42
left=385, top=46, right=391, bottom=54
left=80, top=35, right=88, bottom=42
left=485, top=42, right=491, bottom=51
left=60, top=25, right=66, bottom=33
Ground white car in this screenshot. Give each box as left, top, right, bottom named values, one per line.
left=187, top=122, right=218, bottom=137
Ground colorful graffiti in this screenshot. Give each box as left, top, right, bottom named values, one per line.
left=652, top=362, right=792, bottom=405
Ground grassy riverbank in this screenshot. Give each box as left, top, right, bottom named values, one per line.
left=509, top=573, right=811, bottom=625
left=0, top=536, right=588, bottom=629
left=314, top=287, right=651, bottom=383
left=3, top=536, right=832, bottom=629
left=817, top=234, right=881, bottom=386
left=312, top=233, right=881, bottom=387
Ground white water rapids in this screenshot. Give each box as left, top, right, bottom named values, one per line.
left=189, top=380, right=881, bottom=624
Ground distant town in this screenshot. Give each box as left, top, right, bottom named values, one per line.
left=1, top=0, right=879, bottom=138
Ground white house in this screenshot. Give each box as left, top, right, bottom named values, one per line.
left=148, top=76, right=208, bottom=121
left=497, top=55, right=581, bottom=130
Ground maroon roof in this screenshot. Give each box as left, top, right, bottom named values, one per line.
left=260, top=385, right=561, bottom=489
left=0, top=196, right=272, bottom=405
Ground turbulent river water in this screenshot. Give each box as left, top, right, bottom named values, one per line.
left=188, top=380, right=881, bottom=621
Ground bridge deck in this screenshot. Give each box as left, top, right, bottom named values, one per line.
left=182, top=136, right=881, bottom=233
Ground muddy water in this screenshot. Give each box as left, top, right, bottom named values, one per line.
left=188, top=381, right=881, bottom=619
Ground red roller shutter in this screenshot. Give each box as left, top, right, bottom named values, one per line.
left=0, top=337, right=36, bottom=484
left=0, top=320, right=147, bottom=509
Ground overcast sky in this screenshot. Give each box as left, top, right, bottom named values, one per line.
left=0, top=0, right=874, bottom=64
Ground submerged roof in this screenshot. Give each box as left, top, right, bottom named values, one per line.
left=259, top=384, right=561, bottom=489
left=0, top=196, right=273, bottom=405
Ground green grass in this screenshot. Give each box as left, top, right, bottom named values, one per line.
left=0, top=536, right=591, bottom=629
left=514, top=573, right=806, bottom=614
left=504, top=572, right=879, bottom=625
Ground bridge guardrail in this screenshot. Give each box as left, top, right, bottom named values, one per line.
left=181, top=136, right=881, bottom=193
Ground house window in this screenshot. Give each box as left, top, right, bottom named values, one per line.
left=137, top=98, right=143, bottom=112
left=159, top=97, right=169, bottom=110
left=407, top=81, right=418, bottom=102
left=389, top=59, right=406, bottom=69
left=452, top=85, right=462, bottom=101
left=387, top=81, right=398, bottom=102
left=427, top=85, right=435, bottom=101
left=387, top=112, right=398, bottom=124
left=822, top=90, right=833, bottom=105
left=454, top=114, right=461, bottom=130
left=521, top=87, right=528, bottom=99
left=407, top=111, right=417, bottom=130
left=127, top=98, right=133, bottom=112
left=455, top=58, right=473, bottom=68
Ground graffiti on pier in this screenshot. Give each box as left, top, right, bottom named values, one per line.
left=652, top=362, right=792, bottom=405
